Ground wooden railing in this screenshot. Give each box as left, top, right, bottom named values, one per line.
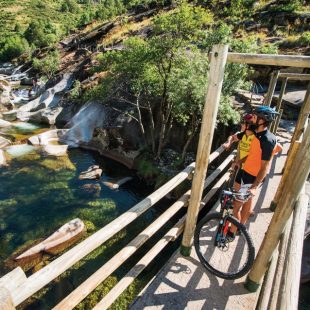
left=0, top=145, right=233, bottom=309
left=255, top=188, right=309, bottom=310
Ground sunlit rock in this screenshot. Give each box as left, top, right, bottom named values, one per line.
left=42, top=144, right=68, bottom=157
left=2, top=110, right=17, bottom=121
left=28, top=129, right=68, bottom=145
left=79, top=165, right=102, bottom=180
left=0, top=119, right=12, bottom=128
left=5, top=144, right=36, bottom=158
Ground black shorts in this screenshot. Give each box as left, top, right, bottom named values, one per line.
left=235, top=169, right=256, bottom=185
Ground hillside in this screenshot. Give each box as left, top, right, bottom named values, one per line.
left=0, top=0, right=310, bottom=62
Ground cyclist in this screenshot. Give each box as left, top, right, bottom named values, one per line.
left=228, top=106, right=280, bottom=240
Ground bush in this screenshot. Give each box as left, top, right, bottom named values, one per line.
left=33, top=51, right=60, bottom=78
left=25, top=20, right=58, bottom=48
left=0, top=35, right=29, bottom=61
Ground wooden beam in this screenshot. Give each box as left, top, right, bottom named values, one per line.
left=181, top=44, right=228, bottom=256
left=278, top=73, right=310, bottom=80
left=245, top=123, right=310, bottom=291
left=227, top=53, right=310, bottom=68
left=272, top=109, right=283, bottom=134
left=53, top=155, right=234, bottom=310
left=0, top=287, right=15, bottom=310
left=264, top=214, right=293, bottom=310
left=265, top=70, right=280, bottom=107
left=270, top=140, right=301, bottom=210
left=277, top=190, right=309, bottom=310
left=289, top=83, right=310, bottom=148
left=0, top=267, right=27, bottom=294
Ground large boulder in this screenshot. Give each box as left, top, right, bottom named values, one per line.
left=0, top=119, right=12, bottom=128
left=61, top=101, right=110, bottom=146
left=28, top=129, right=68, bottom=145
left=42, top=144, right=68, bottom=157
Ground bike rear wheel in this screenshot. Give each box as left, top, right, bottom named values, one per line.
left=194, top=212, right=255, bottom=280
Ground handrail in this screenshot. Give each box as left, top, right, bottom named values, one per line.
left=93, top=172, right=231, bottom=310
left=53, top=153, right=235, bottom=309
left=3, top=144, right=228, bottom=307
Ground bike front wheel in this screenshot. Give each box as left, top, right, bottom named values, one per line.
left=194, top=212, right=255, bottom=280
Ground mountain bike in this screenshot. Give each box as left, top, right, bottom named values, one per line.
left=194, top=188, right=255, bottom=280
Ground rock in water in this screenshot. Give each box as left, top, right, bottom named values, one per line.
left=79, top=165, right=102, bottom=180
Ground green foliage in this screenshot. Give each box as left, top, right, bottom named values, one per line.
left=33, top=51, right=60, bottom=78
left=68, top=80, right=82, bottom=101
left=0, top=35, right=29, bottom=61
left=281, top=31, right=310, bottom=48
left=137, top=159, right=159, bottom=180
left=25, top=20, right=59, bottom=48
left=60, top=0, right=80, bottom=13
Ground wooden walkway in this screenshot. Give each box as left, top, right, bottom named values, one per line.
left=130, top=128, right=292, bottom=310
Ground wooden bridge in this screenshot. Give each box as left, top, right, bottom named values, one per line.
left=0, top=46, right=310, bottom=310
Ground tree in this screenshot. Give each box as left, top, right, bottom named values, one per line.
left=90, top=2, right=213, bottom=158
left=33, top=51, right=60, bottom=78
left=25, top=20, right=58, bottom=48
left=0, top=36, right=29, bottom=61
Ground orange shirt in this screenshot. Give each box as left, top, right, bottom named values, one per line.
left=243, top=136, right=262, bottom=176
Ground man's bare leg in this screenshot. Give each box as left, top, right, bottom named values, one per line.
left=230, top=182, right=242, bottom=234
left=240, top=197, right=253, bottom=225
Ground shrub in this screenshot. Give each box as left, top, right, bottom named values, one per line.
left=33, top=51, right=60, bottom=78
left=0, top=35, right=29, bottom=61
left=25, top=20, right=58, bottom=48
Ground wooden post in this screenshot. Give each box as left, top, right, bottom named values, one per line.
left=270, top=140, right=301, bottom=211
left=290, top=83, right=310, bottom=146
left=272, top=109, right=283, bottom=134
left=271, top=77, right=287, bottom=132
left=245, top=123, right=310, bottom=292
left=265, top=70, right=280, bottom=107
left=277, top=190, right=309, bottom=310
left=0, top=287, right=15, bottom=310
left=180, top=44, right=228, bottom=256
left=268, top=214, right=293, bottom=310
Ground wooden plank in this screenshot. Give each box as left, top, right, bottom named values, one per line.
left=11, top=162, right=195, bottom=306
left=0, top=267, right=27, bottom=294
left=256, top=247, right=280, bottom=310
left=268, top=214, right=293, bottom=309
left=246, top=123, right=310, bottom=291
left=271, top=140, right=301, bottom=209
left=278, top=73, right=310, bottom=80
left=289, top=83, right=310, bottom=151
left=0, top=287, right=15, bottom=310
left=277, top=191, right=309, bottom=310
left=227, top=53, right=310, bottom=68
left=181, top=44, right=228, bottom=254
left=265, top=70, right=279, bottom=107
left=92, top=172, right=230, bottom=310
left=53, top=155, right=234, bottom=309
